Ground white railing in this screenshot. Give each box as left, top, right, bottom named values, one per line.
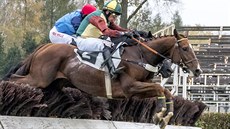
left=161, top=73, right=230, bottom=113
left=152, top=24, right=175, bottom=37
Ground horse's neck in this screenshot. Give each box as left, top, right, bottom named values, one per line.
left=143, top=37, right=176, bottom=65
left=111, top=36, right=126, bottom=44
left=169, top=44, right=181, bottom=64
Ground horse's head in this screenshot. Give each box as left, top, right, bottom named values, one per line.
left=172, top=29, right=202, bottom=77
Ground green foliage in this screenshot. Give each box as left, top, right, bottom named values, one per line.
left=196, top=113, right=230, bottom=129
left=151, top=13, right=167, bottom=32
left=41, top=0, right=78, bottom=30
left=0, top=33, right=6, bottom=77
left=0, top=0, right=183, bottom=78
left=129, top=8, right=153, bottom=30
left=40, top=34, right=50, bottom=44
left=1, top=45, right=22, bottom=76
left=171, top=11, right=183, bottom=28
left=0, top=33, right=4, bottom=55
left=129, top=10, right=166, bottom=32
left=22, top=32, right=38, bottom=55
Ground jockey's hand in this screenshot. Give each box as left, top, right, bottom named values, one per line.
left=133, top=30, right=141, bottom=38
left=123, top=31, right=133, bottom=38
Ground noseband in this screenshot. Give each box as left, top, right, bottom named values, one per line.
left=176, top=38, right=199, bottom=70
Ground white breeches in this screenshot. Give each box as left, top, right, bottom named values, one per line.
left=76, top=37, right=113, bottom=52
left=49, top=26, right=77, bottom=44
left=49, top=26, right=113, bottom=52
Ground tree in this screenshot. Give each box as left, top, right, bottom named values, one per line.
left=95, top=0, right=179, bottom=29
left=0, top=0, right=44, bottom=48
left=0, top=33, right=5, bottom=57
left=95, top=0, right=148, bottom=29
left=1, top=45, right=22, bottom=76
left=124, top=0, right=148, bottom=28
left=0, top=33, right=6, bottom=77
left=151, top=13, right=166, bottom=32
left=41, top=0, right=79, bottom=31
left=95, top=0, right=104, bottom=8
left=171, top=10, right=183, bottom=28
left=22, top=32, right=38, bottom=56
left=128, top=6, right=154, bottom=31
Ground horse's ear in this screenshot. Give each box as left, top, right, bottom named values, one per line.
left=148, top=31, right=153, bottom=38
left=173, top=29, right=179, bottom=39
left=184, top=31, right=189, bottom=37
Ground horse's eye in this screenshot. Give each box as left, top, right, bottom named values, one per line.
left=182, top=47, right=188, bottom=51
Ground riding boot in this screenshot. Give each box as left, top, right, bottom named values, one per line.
left=70, top=38, right=77, bottom=46
left=103, top=47, right=124, bottom=79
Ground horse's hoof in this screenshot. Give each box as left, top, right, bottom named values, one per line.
left=161, top=107, right=167, bottom=113
left=159, top=112, right=174, bottom=129
left=165, top=112, right=174, bottom=124
left=153, top=107, right=167, bottom=124
left=153, top=113, right=161, bottom=124
left=159, top=120, right=167, bottom=129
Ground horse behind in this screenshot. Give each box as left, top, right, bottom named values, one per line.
left=8, top=29, right=202, bottom=128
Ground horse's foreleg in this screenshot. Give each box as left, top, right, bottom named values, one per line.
left=128, top=81, right=165, bottom=97
left=159, top=89, right=174, bottom=129
left=121, top=81, right=167, bottom=125
left=153, top=96, right=167, bottom=125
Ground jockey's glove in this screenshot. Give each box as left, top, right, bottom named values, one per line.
left=122, top=31, right=133, bottom=38
left=132, top=30, right=141, bottom=38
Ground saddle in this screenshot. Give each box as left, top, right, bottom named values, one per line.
left=74, top=42, right=125, bottom=71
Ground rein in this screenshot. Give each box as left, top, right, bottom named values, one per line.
left=131, top=37, right=168, bottom=59
left=132, top=37, right=198, bottom=72
left=184, top=58, right=198, bottom=65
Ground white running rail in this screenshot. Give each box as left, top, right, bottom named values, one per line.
left=152, top=24, right=175, bottom=37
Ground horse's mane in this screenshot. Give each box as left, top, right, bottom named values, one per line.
left=2, top=44, right=48, bottom=80
left=144, top=35, right=175, bottom=44
left=153, top=33, right=187, bottom=40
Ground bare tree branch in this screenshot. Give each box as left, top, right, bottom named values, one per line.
left=95, top=0, right=104, bottom=9
left=127, top=0, right=147, bottom=23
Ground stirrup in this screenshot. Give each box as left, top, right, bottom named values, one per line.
left=70, top=38, right=77, bottom=46
left=110, top=66, right=125, bottom=79
left=110, top=73, right=118, bottom=79
left=113, top=66, right=125, bottom=74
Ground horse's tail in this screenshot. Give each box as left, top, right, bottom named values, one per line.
left=2, top=44, right=48, bottom=80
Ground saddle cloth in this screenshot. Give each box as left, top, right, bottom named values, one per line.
left=74, top=43, right=124, bottom=71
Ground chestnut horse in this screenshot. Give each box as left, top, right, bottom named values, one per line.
left=8, top=29, right=201, bottom=128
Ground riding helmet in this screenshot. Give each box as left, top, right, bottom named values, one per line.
left=103, top=0, right=122, bottom=15
left=82, top=4, right=97, bottom=15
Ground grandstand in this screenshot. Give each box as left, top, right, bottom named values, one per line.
left=154, top=25, right=230, bottom=113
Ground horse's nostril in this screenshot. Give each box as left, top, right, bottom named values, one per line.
left=195, top=69, right=202, bottom=76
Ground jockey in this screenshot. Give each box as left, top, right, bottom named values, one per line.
left=76, top=0, right=132, bottom=79
left=49, top=4, right=97, bottom=44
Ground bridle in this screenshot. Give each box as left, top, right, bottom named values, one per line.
left=174, top=38, right=199, bottom=71
left=119, top=36, right=199, bottom=74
